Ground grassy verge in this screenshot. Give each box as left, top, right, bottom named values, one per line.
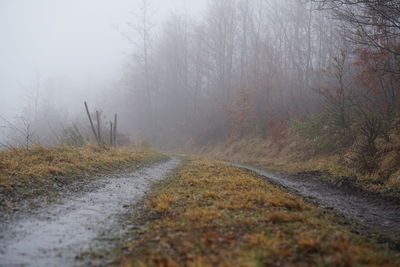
left=0, top=145, right=166, bottom=210
left=200, top=137, right=400, bottom=199
left=117, top=159, right=400, bottom=266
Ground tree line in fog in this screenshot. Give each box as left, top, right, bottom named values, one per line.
left=2, top=0, right=400, bottom=173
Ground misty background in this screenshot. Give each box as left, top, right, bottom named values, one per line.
left=2, top=0, right=399, bottom=162
left=0, top=0, right=205, bottom=123
left=0, top=0, right=343, bottom=148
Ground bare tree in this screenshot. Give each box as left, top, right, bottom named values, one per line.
left=136, top=0, right=156, bottom=134
left=312, top=0, right=400, bottom=56
left=0, top=115, right=36, bottom=149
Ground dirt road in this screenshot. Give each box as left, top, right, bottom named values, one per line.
left=232, top=162, right=400, bottom=239
left=0, top=158, right=181, bottom=267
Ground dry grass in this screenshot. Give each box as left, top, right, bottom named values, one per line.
left=148, top=193, right=178, bottom=213
left=0, top=145, right=164, bottom=193
left=201, top=136, right=349, bottom=175
left=201, top=136, right=400, bottom=198
left=118, top=159, right=400, bottom=266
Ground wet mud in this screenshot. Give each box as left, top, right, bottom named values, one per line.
left=232, top=162, right=400, bottom=239
left=0, top=158, right=181, bottom=267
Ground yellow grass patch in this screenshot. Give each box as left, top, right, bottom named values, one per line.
left=183, top=208, right=224, bottom=223
left=201, top=136, right=400, bottom=198
left=118, top=159, right=400, bottom=266
left=0, top=145, right=164, bottom=192
left=148, top=193, right=178, bottom=213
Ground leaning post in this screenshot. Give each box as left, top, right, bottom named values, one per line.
left=84, top=102, right=99, bottom=144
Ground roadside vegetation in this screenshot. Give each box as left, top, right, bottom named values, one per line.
left=116, top=159, right=400, bottom=266
left=0, top=145, right=165, bottom=211
left=198, top=0, right=400, bottom=200
left=202, top=130, right=400, bottom=199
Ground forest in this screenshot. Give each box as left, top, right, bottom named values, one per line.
left=1, top=0, right=400, bottom=266
left=116, top=0, right=400, bottom=194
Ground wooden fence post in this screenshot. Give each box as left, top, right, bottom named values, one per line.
left=113, top=114, right=118, bottom=147
left=84, top=102, right=99, bottom=144
left=109, top=121, right=113, bottom=146
left=96, top=110, right=102, bottom=145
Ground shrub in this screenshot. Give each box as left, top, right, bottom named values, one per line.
left=291, top=114, right=348, bottom=154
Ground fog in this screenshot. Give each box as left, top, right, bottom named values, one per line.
left=0, top=0, right=338, bottom=148
left=2, top=0, right=397, bottom=151
left=2, top=2, right=400, bottom=265
left=0, top=0, right=206, bottom=120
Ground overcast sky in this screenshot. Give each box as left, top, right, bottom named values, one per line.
left=0, top=0, right=206, bottom=120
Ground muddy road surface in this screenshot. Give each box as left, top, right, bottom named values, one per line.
left=233, top=163, right=400, bottom=238
left=0, top=158, right=181, bottom=267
